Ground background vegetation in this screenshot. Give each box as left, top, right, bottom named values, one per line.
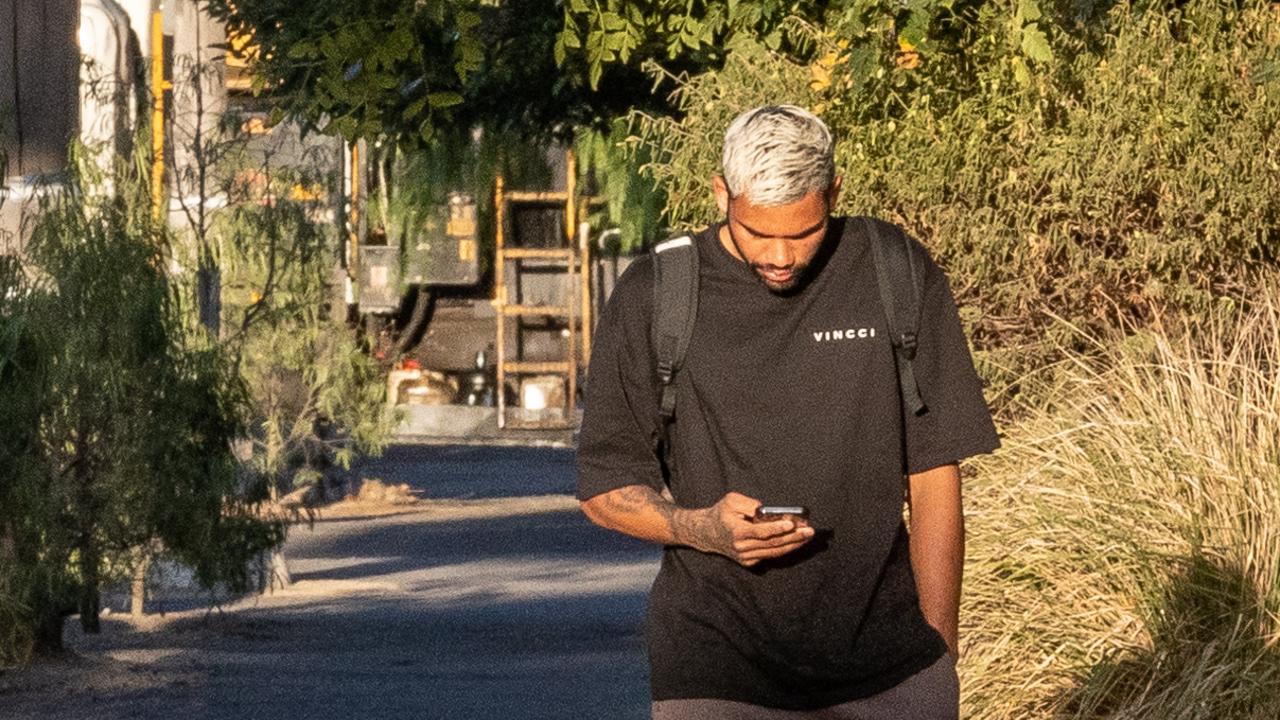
left=0, top=158, right=284, bottom=664
left=217, top=167, right=392, bottom=502
left=627, top=0, right=1280, bottom=398
left=610, top=0, right=1279, bottom=715
left=962, top=290, right=1280, bottom=717
left=0, top=54, right=393, bottom=663
left=3, top=0, right=1277, bottom=715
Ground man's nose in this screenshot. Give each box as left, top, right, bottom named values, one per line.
left=761, top=239, right=793, bottom=268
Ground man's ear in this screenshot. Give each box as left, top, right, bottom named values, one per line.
left=826, top=175, right=843, bottom=210
left=712, top=176, right=730, bottom=216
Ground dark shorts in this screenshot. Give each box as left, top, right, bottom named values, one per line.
left=651, top=653, right=960, bottom=720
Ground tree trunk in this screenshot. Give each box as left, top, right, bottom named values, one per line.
left=196, top=262, right=222, bottom=337
left=78, top=540, right=101, bottom=634
left=266, top=428, right=282, bottom=504
left=130, top=546, right=150, bottom=618
left=31, top=608, right=66, bottom=657
left=257, top=547, right=291, bottom=594
left=73, top=439, right=102, bottom=634
left=269, top=548, right=291, bottom=590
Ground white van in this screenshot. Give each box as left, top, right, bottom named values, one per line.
left=1, top=0, right=144, bottom=257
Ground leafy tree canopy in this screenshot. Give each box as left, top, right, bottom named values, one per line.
left=206, top=0, right=682, bottom=144
left=209, top=0, right=1080, bottom=144
left=559, top=0, right=1076, bottom=92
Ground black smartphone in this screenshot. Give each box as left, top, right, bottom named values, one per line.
left=753, top=505, right=810, bottom=522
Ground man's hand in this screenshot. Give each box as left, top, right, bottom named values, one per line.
left=678, top=492, right=813, bottom=567
left=580, top=487, right=814, bottom=567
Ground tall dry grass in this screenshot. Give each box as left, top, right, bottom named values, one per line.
left=961, top=286, right=1280, bottom=718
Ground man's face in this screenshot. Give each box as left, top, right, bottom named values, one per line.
left=713, top=176, right=842, bottom=294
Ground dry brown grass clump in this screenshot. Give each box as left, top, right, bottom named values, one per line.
left=961, top=287, right=1280, bottom=719
left=352, top=478, right=420, bottom=506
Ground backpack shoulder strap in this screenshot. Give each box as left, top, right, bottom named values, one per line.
left=861, top=217, right=929, bottom=417
left=649, top=235, right=700, bottom=452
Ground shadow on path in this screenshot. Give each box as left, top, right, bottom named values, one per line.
left=1, top=446, right=660, bottom=720
left=340, top=445, right=579, bottom=499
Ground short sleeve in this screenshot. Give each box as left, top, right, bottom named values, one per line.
left=902, top=257, right=1001, bottom=475
left=576, top=260, right=666, bottom=501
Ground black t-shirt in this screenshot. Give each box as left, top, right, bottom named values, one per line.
left=576, top=217, right=1000, bottom=710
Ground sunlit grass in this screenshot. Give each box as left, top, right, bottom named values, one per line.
left=962, top=283, right=1280, bottom=718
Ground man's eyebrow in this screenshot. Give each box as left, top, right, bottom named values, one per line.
left=735, top=217, right=826, bottom=239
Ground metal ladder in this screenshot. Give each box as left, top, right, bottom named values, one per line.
left=492, top=151, right=597, bottom=429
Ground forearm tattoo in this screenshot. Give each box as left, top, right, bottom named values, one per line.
left=601, top=485, right=730, bottom=554
left=600, top=484, right=676, bottom=527
left=680, top=510, right=734, bottom=556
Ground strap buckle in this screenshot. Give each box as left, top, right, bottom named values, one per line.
left=899, top=332, right=918, bottom=360
left=656, top=360, right=675, bottom=384
left=659, top=384, right=677, bottom=419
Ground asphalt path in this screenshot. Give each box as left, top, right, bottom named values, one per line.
left=0, top=445, right=662, bottom=720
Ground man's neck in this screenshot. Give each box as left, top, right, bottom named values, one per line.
left=716, top=223, right=743, bottom=263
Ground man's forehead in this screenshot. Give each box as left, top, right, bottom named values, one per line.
left=729, top=191, right=830, bottom=237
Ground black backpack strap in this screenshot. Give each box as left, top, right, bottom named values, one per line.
left=863, top=217, right=929, bottom=417
left=650, top=235, right=700, bottom=456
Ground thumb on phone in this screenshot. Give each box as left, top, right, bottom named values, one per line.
left=720, top=492, right=762, bottom=519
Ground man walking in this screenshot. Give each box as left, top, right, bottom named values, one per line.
left=577, top=105, right=999, bottom=718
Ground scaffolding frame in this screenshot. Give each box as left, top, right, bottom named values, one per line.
left=492, top=151, right=602, bottom=429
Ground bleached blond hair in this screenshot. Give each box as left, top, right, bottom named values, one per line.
left=721, top=105, right=835, bottom=207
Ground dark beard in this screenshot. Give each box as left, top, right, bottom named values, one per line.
left=725, top=220, right=811, bottom=295
left=750, top=262, right=809, bottom=294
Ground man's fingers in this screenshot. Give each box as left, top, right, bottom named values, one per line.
left=738, top=537, right=813, bottom=563
left=735, top=518, right=798, bottom=540
left=734, top=528, right=814, bottom=552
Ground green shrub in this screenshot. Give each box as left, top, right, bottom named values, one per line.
left=0, top=256, right=42, bottom=667
left=214, top=160, right=394, bottom=498
left=627, top=8, right=1280, bottom=711
left=0, top=167, right=283, bottom=662
left=630, top=0, right=1280, bottom=398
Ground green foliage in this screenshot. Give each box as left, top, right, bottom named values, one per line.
left=205, top=0, right=672, bottom=145
left=216, top=158, right=393, bottom=495
left=206, top=0, right=483, bottom=142
left=208, top=1, right=688, bottom=255
left=365, top=127, right=555, bottom=281
left=0, top=161, right=283, bottom=661
left=630, top=0, right=1280, bottom=396
left=363, top=120, right=671, bottom=265
left=161, top=65, right=393, bottom=501
left=576, top=119, right=668, bottom=253
left=559, top=0, right=808, bottom=86
left=558, top=0, right=1061, bottom=90
left=0, top=257, right=47, bottom=667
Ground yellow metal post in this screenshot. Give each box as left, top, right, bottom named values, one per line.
left=579, top=221, right=592, bottom=366
left=564, top=150, right=577, bottom=245
left=563, top=151, right=578, bottom=414
left=348, top=142, right=361, bottom=276
left=494, top=174, right=507, bottom=428
left=149, top=11, right=170, bottom=223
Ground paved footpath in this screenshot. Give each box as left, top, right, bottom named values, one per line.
left=0, top=445, right=661, bottom=720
